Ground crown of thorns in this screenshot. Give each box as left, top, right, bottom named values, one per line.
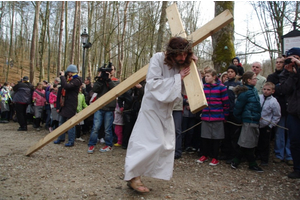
left=165, top=39, right=193, bottom=53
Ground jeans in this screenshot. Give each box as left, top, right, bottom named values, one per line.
left=88, top=110, right=114, bottom=147
left=274, top=116, right=292, bottom=160
left=57, top=115, right=76, bottom=144
left=286, top=114, right=300, bottom=171
left=173, top=111, right=182, bottom=157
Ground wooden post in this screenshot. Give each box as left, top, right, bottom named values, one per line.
left=26, top=4, right=233, bottom=156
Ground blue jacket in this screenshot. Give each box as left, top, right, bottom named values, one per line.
left=233, top=84, right=261, bottom=124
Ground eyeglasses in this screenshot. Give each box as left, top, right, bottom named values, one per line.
left=276, top=61, right=284, bottom=64
left=251, top=78, right=258, bottom=80
left=252, top=66, right=260, bottom=69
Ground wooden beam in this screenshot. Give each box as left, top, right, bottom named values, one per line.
left=26, top=65, right=148, bottom=156
left=166, top=4, right=206, bottom=113
left=26, top=4, right=233, bottom=156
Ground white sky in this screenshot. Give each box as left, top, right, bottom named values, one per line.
left=198, top=1, right=274, bottom=64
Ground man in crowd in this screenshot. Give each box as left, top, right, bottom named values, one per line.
left=267, top=56, right=292, bottom=165
left=279, top=47, right=300, bottom=179
left=12, top=76, right=34, bottom=131
left=251, top=61, right=266, bottom=94
left=87, top=63, right=119, bottom=153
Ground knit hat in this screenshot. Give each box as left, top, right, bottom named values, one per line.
left=285, top=47, right=300, bottom=57
left=227, top=65, right=238, bottom=75
left=22, top=76, right=29, bottom=82
left=232, top=57, right=240, bottom=64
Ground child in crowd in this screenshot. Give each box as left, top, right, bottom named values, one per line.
left=197, top=69, right=229, bottom=166
left=76, top=86, right=88, bottom=142
left=113, top=98, right=124, bottom=147
left=0, top=82, right=12, bottom=123
left=220, top=72, right=228, bottom=84
left=220, top=65, right=242, bottom=163
left=32, top=82, right=46, bottom=131
left=231, top=71, right=263, bottom=172
left=49, top=84, right=59, bottom=132
left=232, top=56, right=244, bottom=76
left=256, top=82, right=281, bottom=165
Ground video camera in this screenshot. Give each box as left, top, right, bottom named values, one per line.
left=284, top=58, right=292, bottom=65
left=96, top=62, right=113, bottom=81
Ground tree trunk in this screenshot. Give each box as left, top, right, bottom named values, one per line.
left=63, top=1, right=68, bottom=70
left=156, top=1, right=168, bottom=53
left=30, top=1, right=40, bottom=84
left=57, top=1, right=64, bottom=77
left=70, top=1, right=78, bottom=65
left=212, top=1, right=235, bottom=73
left=6, top=2, right=14, bottom=82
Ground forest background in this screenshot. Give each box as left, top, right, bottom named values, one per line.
left=0, top=1, right=299, bottom=85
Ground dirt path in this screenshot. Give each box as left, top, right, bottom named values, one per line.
left=0, top=121, right=299, bottom=200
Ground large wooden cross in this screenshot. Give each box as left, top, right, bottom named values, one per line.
left=26, top=3, right=233, bottom=156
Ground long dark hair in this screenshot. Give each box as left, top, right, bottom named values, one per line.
left=164, top=37, right=193, bottom=69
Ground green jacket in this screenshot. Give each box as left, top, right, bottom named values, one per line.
left=233, top=84, right=261, bottom=124
left=77, top=92, right=88, bottom=113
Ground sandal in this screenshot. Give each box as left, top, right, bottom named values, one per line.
left=127, top=177, right=150, bottom=193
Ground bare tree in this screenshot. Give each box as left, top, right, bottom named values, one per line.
left=156, top=1, right=168, bottom=52
left=29, top=1, right=40, bottom=84
left=57, top=1, right=64, bottom=77
left=69, top=1, right=78, bottom=65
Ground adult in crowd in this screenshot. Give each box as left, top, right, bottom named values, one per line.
left=124, top=36, right=194, bottom=193
left=12, top=76, right=34, bottom=131
left=251, top=61, right=266, bottom=94
left=53, top=64, right=82, bottom=147
left=87, top=64, right=119, bottom=153
left=278, top=47, right=300, bottom=179
left=267, top=56, right=293, bottom=165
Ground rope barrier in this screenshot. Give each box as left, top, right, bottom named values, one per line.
left=180, top=118, right=288, bottom=133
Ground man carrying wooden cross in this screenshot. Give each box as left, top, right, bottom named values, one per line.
left=124, top=36, right=196, bottom=193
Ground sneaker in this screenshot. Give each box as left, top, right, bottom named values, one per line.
left=286, top=160, right=293, bottom=166
left=88, top=145, right=95, bottom=154
left=196, top=156, right=208, bottom=163
left=65, top=142, right=74, bottom=147
left=273, top=158, right=283, bottom=163
left=53, top=139, right=65, bottom=144
left=209, top=158, right=219, bottom=166
left=287, top=171, right=300, bottom=179
left=99, top=145, right=112, bottom=152
left=185, top=147, right=196, bottom=153
left=249, top=165, right=264, bottom=172
left=49, top=127, right=53, bottom=132
left=76, top=137, right=85, bottom=142
left=231, top=161, right=238, bottom=169
left=260, top=161, right=268, bottom=166
left=114, top=143, right=122, bottom=147
left=100, top=138, right=105, bottom=144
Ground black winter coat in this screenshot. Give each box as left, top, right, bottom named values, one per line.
left=59, top=75, right=82, bottom=118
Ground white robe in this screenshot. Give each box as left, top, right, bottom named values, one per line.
left=124, top=52, right=182, bottom=181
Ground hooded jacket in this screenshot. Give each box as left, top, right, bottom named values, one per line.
left=233, top=84, right=261, bottom=124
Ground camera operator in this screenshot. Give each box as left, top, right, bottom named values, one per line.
left=279, top=47, right=300, bottom=179
left=87, top=63, right=119, bottom=153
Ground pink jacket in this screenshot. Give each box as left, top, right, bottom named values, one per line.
left=49, top=91, right=57, bottom=108
left=32, top=89, right=46, bottom=106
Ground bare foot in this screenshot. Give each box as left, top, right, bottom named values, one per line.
left=127, top=177, right=150, bottom=193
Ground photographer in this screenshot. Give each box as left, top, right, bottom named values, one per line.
left=53, top=64, right=82, bottom=147
left=279, top=47, right=300, bottom=179
left=87, top=63, right=119, bottom=153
